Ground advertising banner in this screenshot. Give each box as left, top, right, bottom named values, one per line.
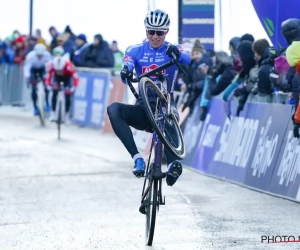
left=180, top=0, right=215, bottom=50
left=251, top=0, right=300, bottom=48
left=243, top=104, right=292, bottom=190
left=206, top=101, right=267, bottom=183
left=191, top=98, right=225, bottom=173
left=181, top=99, right=204, bottom=166
left=72, top=71, right=111, bottom=129
left=268, top=116, right=300, bottom=200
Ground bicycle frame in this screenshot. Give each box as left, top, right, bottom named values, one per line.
left=127, top=56, right=186, bottom=208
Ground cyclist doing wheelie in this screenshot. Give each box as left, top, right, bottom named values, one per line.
left=107, top=9, right=191, bottom=186
left=45, top=46, right=79, bottom=124
left=24, top=44, right=52, bottom=115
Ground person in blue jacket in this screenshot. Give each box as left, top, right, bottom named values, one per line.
left=107, top=9, right=191, bottom=187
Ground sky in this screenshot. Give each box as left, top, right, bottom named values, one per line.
left=0, top=0, right=271, bottom=54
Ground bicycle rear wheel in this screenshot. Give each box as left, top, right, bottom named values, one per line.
left=139, top=78, right=186, bottom=159
left=57, top=101, right=62, bottom=139
left=145, top=179, right=158, bottom=246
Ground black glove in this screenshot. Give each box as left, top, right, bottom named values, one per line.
left=166, top=45, right=180, bottom=58
left=294, top=126, right=300, bottom=138
left=120, top=65, right=133, bottom=82
left=236, top=103, right=244, bottom=117
left=200, top=106, right=208, bottom=121
left=234, top=87, right=247, bottom=97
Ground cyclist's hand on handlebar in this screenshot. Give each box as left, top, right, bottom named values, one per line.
left=166, top=45, right=181, bottom=58
left=120, top=65, right=133, bottom=83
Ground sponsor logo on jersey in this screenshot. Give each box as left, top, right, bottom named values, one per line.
left=142, top=64, right=166, bottom=77
left=178, top=46, right=184, bottom=52
left=124, top=56, right=132, bottom=62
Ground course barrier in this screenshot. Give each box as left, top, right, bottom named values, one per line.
left=5, top=65, right=297, bottom=201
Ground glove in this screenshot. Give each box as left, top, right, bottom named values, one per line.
left=199, top=106, right=208, bottom=121
left=46, top=84, right=52, bottom=91
left=166, top=45, right=180, bottom=58
left=294, top=126, right=300, bottom=138
left=236, top=103, right=244, bottom=117
left=120, top=65, right=133, bottom=82
left=70, top=86, right=75, bottom=93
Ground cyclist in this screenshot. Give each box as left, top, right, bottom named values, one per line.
left=45, top=46, right=79, bottom=124
left=107, top=9, right=191, bottom=186
left=24, top=43, right=52, bottom=115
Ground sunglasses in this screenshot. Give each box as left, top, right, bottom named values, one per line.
left=147, top=29, right=166, bottom=36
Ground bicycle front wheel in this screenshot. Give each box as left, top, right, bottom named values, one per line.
left=139, top=78, right=186, bottom=159
left=145, top=179, right=158, bottom=246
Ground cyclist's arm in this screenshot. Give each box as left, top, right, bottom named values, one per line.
left=176, top=44, right=191, bottom=65
left=45, top=63, right=54, bottom=85
left=67, top=61, right=79, bottom=87
left=121, top=45, right=138, bottom=83
left=23, top=51, right=34, bottom=79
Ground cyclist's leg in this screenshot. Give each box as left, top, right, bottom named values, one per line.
left=164, top=105, right=183, bottom=186
left=41, top=66, right=50, bottom=110
left=107, top=102, right=151, bottom=175
left=51, top=90, right=58, bottom=112
left=50, top=88, right=58, bottom=121
left=31, top=83, right=38, bottom=114
left=107, top=102, right=151, bottom=157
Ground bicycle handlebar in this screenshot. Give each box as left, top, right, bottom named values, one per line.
left=126, top=49, right=187, bottom=99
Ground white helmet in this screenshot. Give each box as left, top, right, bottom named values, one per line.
left=53, top=56, right=68, bottom=70
left=34, top=43, right=46, bottom=56
left=144, top=9, right=170, bottom=30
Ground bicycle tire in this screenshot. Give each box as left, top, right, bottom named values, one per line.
left=57, top=101, right=62, bottom=139
left=139, top=78, right=186, bottom=159
left=146, top=179, right=158, bottom=246
left=37, top=82, right=45, bottom=126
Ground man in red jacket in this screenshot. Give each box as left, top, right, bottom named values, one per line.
left=45, top=46, right=79, bottom=124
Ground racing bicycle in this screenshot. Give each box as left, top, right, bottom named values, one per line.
left=35, top=73, right=46, bottom=126
left=56, top=81, right=66, bottom=140
left=125, top=50, right=187, bottom=246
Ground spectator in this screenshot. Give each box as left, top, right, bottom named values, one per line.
left=49, top=26, right=59, bottom=52
left=229, top=37, right=240, bottom=60
left=56, top=33, right=76, bottom=60
left=252, top=38, right=273, bottom=95
left=26, top=36, right=38, bottom=55
left=64, top=25, right=77, bottom=42
left=0, top=42, right=10, bottom=64
left=111, top=40, right=124, bottom=70
left=35, top=29, right=50, bottom=51
left=13, top=36, right=26, bottom=64
left=240, top=33, right=255, bottom=43
left=81, top=34, right=114, bottom=68
left=71, top=34, right=89, bottom=67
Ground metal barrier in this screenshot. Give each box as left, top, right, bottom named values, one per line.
left=0, top=64, right=31, bottom=106
left=0, top=63, right=293, bottom=111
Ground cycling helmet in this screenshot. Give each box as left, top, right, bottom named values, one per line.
left=144, top=9, right=170, bottom=30
left=53, top=56, right=68, bottom=70
left=52, top=46, right=64, bottom=56
left=34, top=44, right=46, bottom=56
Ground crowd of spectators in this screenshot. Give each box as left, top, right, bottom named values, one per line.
left=0, top=25, right=124, bottom=70
left=174, top=18, right=300, bottom=127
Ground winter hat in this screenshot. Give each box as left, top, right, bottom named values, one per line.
left=240, top=33, right=255, bottom=43
left=77, top=34, right=86, bottom=42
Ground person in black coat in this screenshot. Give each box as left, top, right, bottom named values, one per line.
left=80, top=34, right=114, bottom=68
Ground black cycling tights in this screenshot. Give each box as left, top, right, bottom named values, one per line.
left=51, top=90, right=71, bottom=113
left=31, top=84, right=49, bottom=109
left=107, top=102, right=177, bottom=165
